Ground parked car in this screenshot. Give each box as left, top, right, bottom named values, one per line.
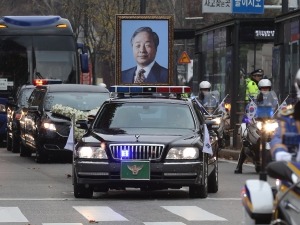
left=0, top=97, right=7, bottom=146
left=6, top=85, right=35, bottom=152
left=19, top=83, right=110, bottom=163
left=73, top=85, right=219, bottom=198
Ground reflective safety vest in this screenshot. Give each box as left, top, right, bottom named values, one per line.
left=245, top=78, right=259, bottom=101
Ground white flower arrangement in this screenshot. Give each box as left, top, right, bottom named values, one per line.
left=51, top=104, right=100, bottom=140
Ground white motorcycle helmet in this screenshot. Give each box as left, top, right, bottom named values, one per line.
left=199, top=81, right=211, bottom=90
left=258, top=79, right=272, bottom=93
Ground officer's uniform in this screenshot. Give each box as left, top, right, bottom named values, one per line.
left=245, top=78, right=259, bottom=101
left=270, top=108, right=298, bottom=159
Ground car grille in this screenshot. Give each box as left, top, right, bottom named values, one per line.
left=109, top=144, right=164, bottom=160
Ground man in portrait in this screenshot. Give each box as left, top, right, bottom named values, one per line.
left=121, top=26, right=168, bottom=84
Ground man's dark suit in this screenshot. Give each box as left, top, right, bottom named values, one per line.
left=122, top=62, right=168, bottom=83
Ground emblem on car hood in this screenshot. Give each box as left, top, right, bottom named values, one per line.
left=135, top=134, right=140, bottom=142
left=127, top=165, right=143, bottom=175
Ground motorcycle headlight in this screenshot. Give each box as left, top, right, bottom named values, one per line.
left=166, top=147, right=199, bottom=159
left=77, top=145, right=107, bottom=159
left=43, top=122, right=56, bottom=131
left=264, top=121, right=278, bottom=133
left=212, top=117, right=221, bottom=125
left=256, top=120, right=278, bottom=133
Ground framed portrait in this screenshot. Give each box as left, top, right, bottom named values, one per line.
left=116, top=14, right=174, bottom=85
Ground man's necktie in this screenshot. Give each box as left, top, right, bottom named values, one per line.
left=134, top=69, right=145, bottom=83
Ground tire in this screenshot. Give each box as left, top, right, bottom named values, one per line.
left=73, top=171, right=93, bottom=198
left=19, top=142, right=31, bottom=157
left=189, top=153, right=208, bottom=198
left=208, top=158, right=218, bottom=193
left=11, top=133, right=20, bottom=153
left=6, top=134, right=12, bottom=151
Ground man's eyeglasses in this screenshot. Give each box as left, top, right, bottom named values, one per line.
left=253, top=74, right=263, bottom=77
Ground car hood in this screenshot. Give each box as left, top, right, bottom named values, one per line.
left=46, top=111, right=71, bottom=123
left=82, top=128, right=200, bottom=145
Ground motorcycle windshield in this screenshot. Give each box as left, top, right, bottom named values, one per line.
left=255, top=90, right=278, bottom=110
left=255, top=90, right=279, bottom=118
left=202, top=91, right=220, bottom=114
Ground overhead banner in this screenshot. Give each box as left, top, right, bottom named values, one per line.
left=202, top=0, right=232, bottom=13
left=202, top=0, right=264, bottom=14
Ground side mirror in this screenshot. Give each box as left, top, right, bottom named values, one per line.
left=80, top=53, right=89, bottom=73
left=76, top=120, right=89, bottom=130
left=28, top=106, right=39, bottom=113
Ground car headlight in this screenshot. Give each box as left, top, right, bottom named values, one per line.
left=77, top=146, right=107, bottom=159
left=0, top=104, right=6, bottom=113
left=166, top=147, right=199, bottom=159
left=43, top=122, right=56, bottom=131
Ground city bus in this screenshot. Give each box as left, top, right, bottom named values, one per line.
left=0, top=15, right=89, bottom=145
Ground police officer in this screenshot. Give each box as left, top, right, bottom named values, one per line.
left=270, top=69, right=300, bottom=161
left=245, top=69, right=264, bottom=102
left=198, top=81, right=218, bottom=113
left=235, top=77, right=274, bottom=173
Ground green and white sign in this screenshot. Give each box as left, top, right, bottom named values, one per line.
left=121, top=161, right=150, bottom=180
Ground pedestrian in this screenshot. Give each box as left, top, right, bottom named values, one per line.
left=121, top=27, right=168, bottom=84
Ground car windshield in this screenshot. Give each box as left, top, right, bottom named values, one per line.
left=94, top=102, right=195, bottom=130
left=17, top=88, right=34, bottom=107
left=44, top=92, right=109, bottom=111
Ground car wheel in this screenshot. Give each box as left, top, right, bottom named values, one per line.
left=189, top=153, right=208, bottom=198
left=73, top=171, right=93, bottom=198
left=19, top=142, right=31, bottom=157
left=11, top=133, right=20, bottom=153
left=208, top=157, right=218, bottom=193
left=6, top=134, right=12, bottom=151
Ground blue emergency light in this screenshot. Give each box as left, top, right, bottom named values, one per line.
left=109, top=85, right=191, bottom=94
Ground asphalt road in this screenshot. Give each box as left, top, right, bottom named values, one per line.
left=0, top=147, right=274, bottom=225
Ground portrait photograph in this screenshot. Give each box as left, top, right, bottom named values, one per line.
left=116, top=14, right=174, bottom=85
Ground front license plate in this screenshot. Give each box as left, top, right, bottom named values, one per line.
left=121, top=161, right=150, bottom=180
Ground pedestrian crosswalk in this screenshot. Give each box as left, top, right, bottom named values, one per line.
left=0, top=205, right=227, bottom=224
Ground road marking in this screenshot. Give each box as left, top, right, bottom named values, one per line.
left=73, top=206, right=128, bottom=221
left=162, top=206, right=227, bottom=221
left=42, top=223, right=83, bottom=225
left=144, top=223, right=186, bottom=225
left=0, top=207, right=28, bottom=222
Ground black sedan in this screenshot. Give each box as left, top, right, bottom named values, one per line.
left=73, top=86, right=219, bottom=198
left=19, top=84, right=110, bottom=163
left=6, top=84, right=35, bottom=153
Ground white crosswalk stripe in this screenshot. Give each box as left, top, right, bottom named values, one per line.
left=0, top=205, right=227, bottom=223
left=162, top=206, right=227, bottom=221
left=0, top=207, right=28, bottom=222
left=73, top=206, right=129, bottom=221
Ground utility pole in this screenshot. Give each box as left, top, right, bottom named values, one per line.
left=282, top=1, right=288, bottom=13
left=140, top=0, right=146, bottom=14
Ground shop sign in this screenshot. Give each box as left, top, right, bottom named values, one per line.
left=232, top=0, right=264, bottom=14
left=202, top=0, right=232, bottom=13
left=254, top=30, right=275, bottom=39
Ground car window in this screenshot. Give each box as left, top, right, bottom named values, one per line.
left=29, top=89, right=46, bottom=109
left=17, top=88, right=34, bottom=107
left=94, top=102, right=195, bottom=129
left=44, top=92, right=109, bottom=111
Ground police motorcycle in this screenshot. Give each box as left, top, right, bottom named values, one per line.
left=242, top=122, right=300, bottom=225
left=238, top=90, right=280, bottom=173
left=194, top=91, right=230, bottom=150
